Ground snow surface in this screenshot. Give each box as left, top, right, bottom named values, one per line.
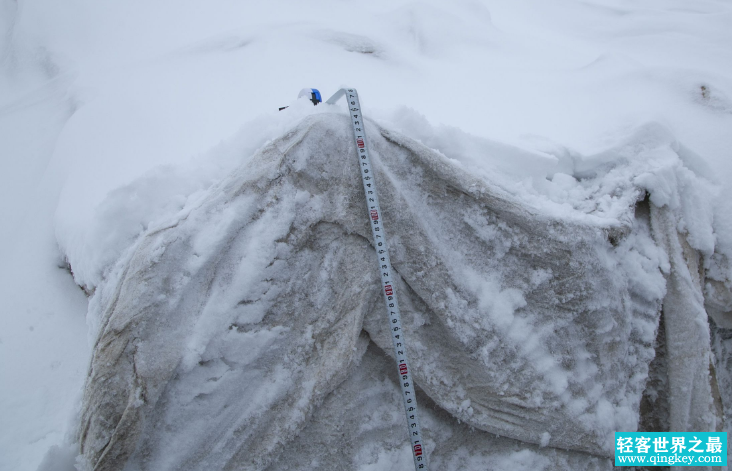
left=1, top=0, right=732, bottom=470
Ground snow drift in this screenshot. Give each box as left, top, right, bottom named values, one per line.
left=72, top=112, right=727, bottom=470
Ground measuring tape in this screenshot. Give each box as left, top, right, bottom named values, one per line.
left=326, top=88, right=427, bottom=470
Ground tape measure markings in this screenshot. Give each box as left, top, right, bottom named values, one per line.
left=327, top=88, right=427, bottom=471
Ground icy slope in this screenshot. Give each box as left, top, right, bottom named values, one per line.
left=2, top=0, right=732, bottom=470
left=71, top=112, right=722, bottom=470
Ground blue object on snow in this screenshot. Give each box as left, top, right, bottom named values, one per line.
left=280, top=88, right=323, bottom=111
left=298, top=88, right=322, bottom=105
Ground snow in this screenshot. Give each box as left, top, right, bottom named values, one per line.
left=1, top=0, right=731, bottom=470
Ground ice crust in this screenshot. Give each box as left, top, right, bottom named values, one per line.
left=71, top=112, right=727, bottom=470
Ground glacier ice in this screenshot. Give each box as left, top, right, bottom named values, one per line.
left=72, top=113, right=728, bottom=470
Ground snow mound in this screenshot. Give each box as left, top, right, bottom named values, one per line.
left=73, top=112, right=725, bottom=470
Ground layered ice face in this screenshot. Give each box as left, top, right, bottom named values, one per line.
left=70, top=113, right=724, bottom=470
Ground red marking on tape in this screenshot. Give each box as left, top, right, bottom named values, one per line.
left=385, top=285, right=393, bottom=296
left=399, top=364, right=408, bottom=375
left=413, top=444, right=423, bottom=456
left=357, top=138, right=365, bottom=148
left=370, top=209, right=379, bottom=221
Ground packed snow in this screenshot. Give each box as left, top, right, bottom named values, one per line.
left=1, top=1, right=731, bottom=470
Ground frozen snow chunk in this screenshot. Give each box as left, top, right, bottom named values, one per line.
left=75, top=113, right=719, bottom=470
